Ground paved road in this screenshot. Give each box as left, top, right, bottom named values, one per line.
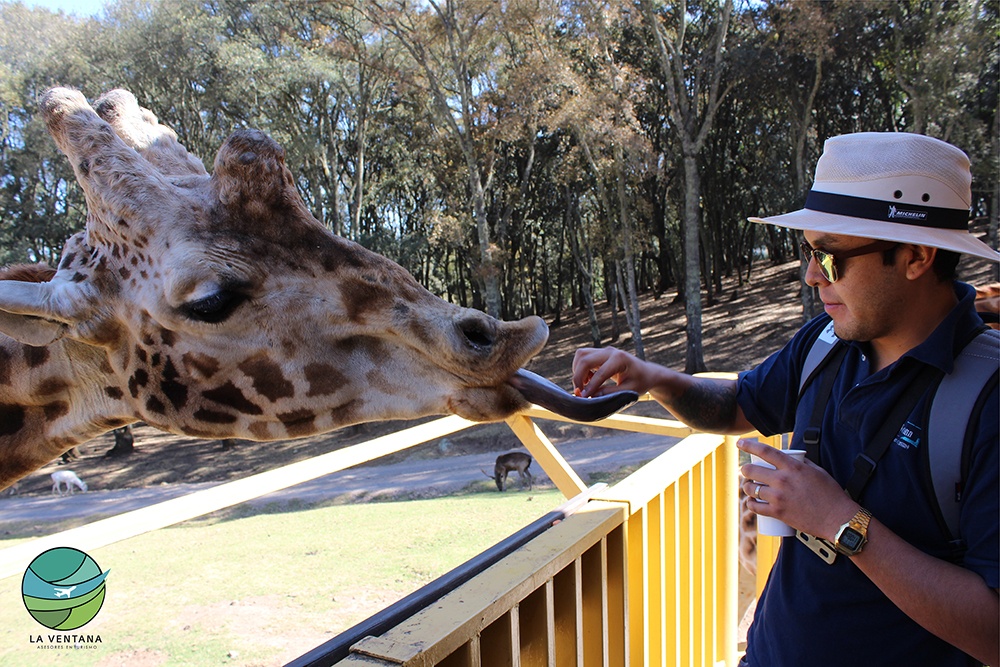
left=0, top=432, right=682, bottom=526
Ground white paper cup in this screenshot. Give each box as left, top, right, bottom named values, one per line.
left=749, top=449, right=806, bottom=537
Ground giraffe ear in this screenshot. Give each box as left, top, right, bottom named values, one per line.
left=0, top=311, right=65, bottom=346
left=0, top=281, right=87, bottom=346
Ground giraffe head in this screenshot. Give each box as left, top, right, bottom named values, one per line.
left=0, top=88, right=631, bottom=468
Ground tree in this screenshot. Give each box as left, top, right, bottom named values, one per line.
left=640, top=0, right=736, bottom=373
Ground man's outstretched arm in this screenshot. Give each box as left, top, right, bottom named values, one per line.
left=572, top=347, right=755, bottom=434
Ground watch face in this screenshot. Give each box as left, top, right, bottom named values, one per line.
left=840, top=528, right=864, bottom=551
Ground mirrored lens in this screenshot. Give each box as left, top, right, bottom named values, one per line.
left=815, top=251, right=837, bottom=282
left=800, top=241, right=838, bottom=282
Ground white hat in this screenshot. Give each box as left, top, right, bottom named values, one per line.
left=749, top=132, right=1000, bottom=262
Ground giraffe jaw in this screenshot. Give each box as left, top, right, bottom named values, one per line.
left=507, top=369, right=638, bottom=422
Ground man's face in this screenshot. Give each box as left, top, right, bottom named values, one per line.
left=802, top=231, right=907, bottom=344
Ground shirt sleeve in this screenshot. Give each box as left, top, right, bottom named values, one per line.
left=736, top=314, right=833, bottom=437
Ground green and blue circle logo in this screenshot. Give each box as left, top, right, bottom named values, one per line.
left=21, top=547, right=109, bottom=631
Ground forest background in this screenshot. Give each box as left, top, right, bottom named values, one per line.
left=0, top=0, right=997, bottom=374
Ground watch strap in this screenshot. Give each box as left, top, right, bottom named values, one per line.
left=834, top=507, right=872, bottom=556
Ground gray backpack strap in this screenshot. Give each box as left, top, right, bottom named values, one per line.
left=799, top=319, right=840, bottom=396
left=928, top=328, right=1000, bottom=539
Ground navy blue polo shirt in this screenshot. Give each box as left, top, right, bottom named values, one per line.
left=737, top=281, right=998, bottom=667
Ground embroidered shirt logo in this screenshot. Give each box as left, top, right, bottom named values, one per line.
left=887, top=205, right=928, bottom=222
left=893, top=421, right=922, bottom=450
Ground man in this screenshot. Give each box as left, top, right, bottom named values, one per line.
left=572, top=133, right=999, bottom=666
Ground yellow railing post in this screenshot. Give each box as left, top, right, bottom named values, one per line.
left=719, top=434, right=741, bottom=667
left=506, top=414, right=588, bottom=498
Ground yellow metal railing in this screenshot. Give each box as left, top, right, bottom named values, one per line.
left=332, top=412, right=760, bottom=667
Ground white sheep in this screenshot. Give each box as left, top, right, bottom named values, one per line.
left=51, top=470, right=87, bottom=496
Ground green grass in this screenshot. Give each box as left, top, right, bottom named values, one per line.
left=0, top=489, right=564, bottom=666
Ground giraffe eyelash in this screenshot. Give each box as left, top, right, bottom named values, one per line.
left=181, top=289, right=249, bottom=324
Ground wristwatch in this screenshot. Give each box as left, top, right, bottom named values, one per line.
left=833, top=507, right=873, bottom=556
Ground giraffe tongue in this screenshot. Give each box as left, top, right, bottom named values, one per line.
left=508, top=368, right=638, bottom=422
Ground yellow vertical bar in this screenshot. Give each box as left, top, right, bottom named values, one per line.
left=755, top=434, right=783, bottom=597
left=693, top=460, right=705, bottom=667
left=626, top=509, right=647, bottom=667
left=665, top=482, right=680, bottom=667
left=581, top=539, right=606, bottom=667
left=519, top=587, right=548, bottom=667
left=704, top=450, right=718, bottom=666
left=554, top=564, right=579, bottom=667
left=679, top=471, right=692, bottom=667
left=481, top=610, right=514, bottom=667
left=755, top=535, right=779, bottom=596
left=719, top=436, right=739, bottom=667
left=648, top=493, right=664, bottom=667
left=606, top=526, right=627, bottom=667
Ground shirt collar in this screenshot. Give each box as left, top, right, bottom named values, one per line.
left=898, top=281, right=982, bottom=374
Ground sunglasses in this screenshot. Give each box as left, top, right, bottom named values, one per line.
left=799, top=240, right=899, bottom=283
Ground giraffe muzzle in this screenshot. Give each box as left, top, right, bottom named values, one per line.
left=508, top=369, right=638, bottom=422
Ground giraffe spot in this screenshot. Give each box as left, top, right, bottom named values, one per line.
left=160, top=329, right=177, bottom=347
left=193, top=408, right=238, bottom=424
left=118, top=267, right=131, bottom=280
left=246, top=422, right=270, bottom=439
left=128, top=368, right=149, bottom=398
left=136, top=346, right=149, bottom=363
left=145, top=395, right=166, bottom=414
left=0, top=348, right=12, bottom=385
left=202, top=381, right=264, bottom=415
left=105, top=386, right=124, bottom=400
left=60, top=251, right=77, bottom=268
left=151, top=352, right=161, bottom=367
left=330, top=399, right=362, bottom=426
left=160, top=357, right=188, bottom=410
left=0, top=404, right=25, bottom=435
left=24, top=346, right=50, bottom=368
left=90, top=319, right=125, bottom=347
left=277, top=409, right=316, bottom=437
left=304, top=363, right=347, bottom=397
left=35, top=377, right=70, bottom=397
left=72, top=272, right=87, bottom=283
left=182, top=352, right=221, bottom=379
left=239, top=356, right=294, bottom=402
left=43, top=401, right=69, bottom=420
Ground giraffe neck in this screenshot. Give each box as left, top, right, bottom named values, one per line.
left=0, top=334, right=133, bottom=487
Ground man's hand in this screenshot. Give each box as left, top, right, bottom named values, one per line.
left=572, top=347, right=661, bottom=398
left=738, top=438, right=857, bottom=541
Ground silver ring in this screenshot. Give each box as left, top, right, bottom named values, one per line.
left=753, top=484, right=763, bottom=500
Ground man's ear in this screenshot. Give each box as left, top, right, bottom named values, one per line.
left=902, top=244, right=938, bottom=281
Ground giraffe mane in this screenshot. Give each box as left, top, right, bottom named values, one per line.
left=0, top=263, right=56, bottom=283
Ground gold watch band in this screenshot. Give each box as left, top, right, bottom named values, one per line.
left=833, top=507, right=873, bottom=556
left=851, top=507, right=872, bottom=534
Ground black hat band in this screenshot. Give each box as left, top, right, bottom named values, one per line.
left=805, top=190, right=970, bottom=231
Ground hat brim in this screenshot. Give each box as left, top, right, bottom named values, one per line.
left=750, top=209, right=1000, bottom=262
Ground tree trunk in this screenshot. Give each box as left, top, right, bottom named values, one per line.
left=682, top=152, right=706, bottom=374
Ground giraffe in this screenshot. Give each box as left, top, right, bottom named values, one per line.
left=0, top=87, right=635, bottom=490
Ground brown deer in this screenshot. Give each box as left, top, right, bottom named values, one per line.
left=483, top=452, right=533, bottom=491
left=0, top=88, right=636, bottom=490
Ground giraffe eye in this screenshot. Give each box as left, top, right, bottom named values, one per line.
left=182, top=290, right=248, bottom=323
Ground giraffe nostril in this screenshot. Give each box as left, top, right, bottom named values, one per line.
left=457, top=318, right=495, bottom=352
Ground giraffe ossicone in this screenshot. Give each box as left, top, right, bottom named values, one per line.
left=0, top=87, right=635, bottom=490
